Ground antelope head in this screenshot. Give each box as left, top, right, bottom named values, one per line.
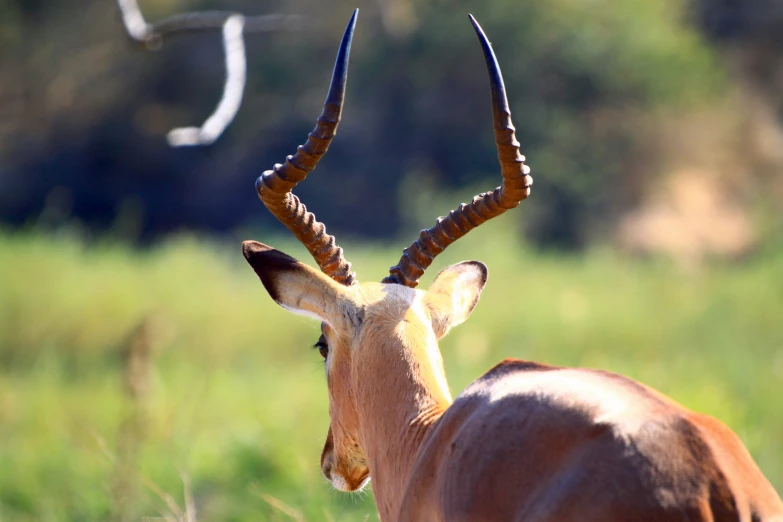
left=242, top=10, right=532, bottom=494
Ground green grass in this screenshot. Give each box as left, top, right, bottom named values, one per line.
left=0, top=228, right=781, bottom=521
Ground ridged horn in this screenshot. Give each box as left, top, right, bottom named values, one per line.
left=255, top=9, right=358, bottom=286
left=382, top=14, right=532, bottom=288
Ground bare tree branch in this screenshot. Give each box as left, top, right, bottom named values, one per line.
left=166, top=14, right=246, bottom=146
left=116, top=0, right=307, bottom=147
left=118, top=0, right=151, bottom=42
left=152, top=11, right=306, bottom=38
left=118, top=0, right=307, bottom=45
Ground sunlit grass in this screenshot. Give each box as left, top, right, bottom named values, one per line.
left=0, top=228, right=781, bottom=521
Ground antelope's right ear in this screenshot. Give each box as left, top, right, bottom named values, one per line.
left=242, top=241, right=347, bottom=325
left=425, top=260, right=488, bottom=339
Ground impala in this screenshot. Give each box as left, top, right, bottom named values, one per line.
left=242, top=10, right=783, bottom=521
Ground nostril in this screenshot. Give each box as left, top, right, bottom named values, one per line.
left=322, top=463, right=332, bottom=481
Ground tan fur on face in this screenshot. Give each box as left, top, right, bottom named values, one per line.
left=319, top=323, right=369, bottom=491
left=243, top=244, right=480, bottom=497
left=318, top=282, right=455, bottom=493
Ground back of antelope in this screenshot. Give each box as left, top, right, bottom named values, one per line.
left=241, top=10, right=783, bottom=522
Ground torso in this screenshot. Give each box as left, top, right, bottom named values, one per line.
left=399, top=359, right=783, bottom=522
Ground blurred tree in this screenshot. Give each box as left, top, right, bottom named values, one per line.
left=0, top=0, right=725, bottom=248
left=692, top=0, right=783, bottom=240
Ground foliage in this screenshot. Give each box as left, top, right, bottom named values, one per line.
left=0, top=0, right=725, bottom=248
left=0, top=229, right=781, bottom=520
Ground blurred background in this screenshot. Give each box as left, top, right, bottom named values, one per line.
left=1, top=0, right=781, bottom=520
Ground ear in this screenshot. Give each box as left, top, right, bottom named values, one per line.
left=425, top=261, right=488, bottom=339
left=242, top=241, right=355, bottom=328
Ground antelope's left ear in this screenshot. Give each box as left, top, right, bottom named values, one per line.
left=425, top=261, right=488, bottom=339
left=242, top=240, right=351, bottom=327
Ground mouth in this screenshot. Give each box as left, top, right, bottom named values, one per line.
left=355, top=471, right=371, bottom=491
left=331, top=469, right=371, bottom=492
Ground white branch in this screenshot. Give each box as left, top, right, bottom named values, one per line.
left=117, top=0, right=152, bottom=42
left=116, top=1, right=306, bottom=147
left=167, top=15, right=246, bottom=147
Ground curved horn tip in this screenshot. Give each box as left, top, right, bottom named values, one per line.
left=467, top=13, right=482, bottom=32
left=325, top=9, right=359, bottom=107
left=346, top=8, right=359, bottom=35
left=468, top=12, right=510, bottom=117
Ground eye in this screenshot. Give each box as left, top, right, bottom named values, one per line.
left=314, top=335, right=329, bottom=360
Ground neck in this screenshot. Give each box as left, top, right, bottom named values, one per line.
left=354, top=320, right=452, bottom=520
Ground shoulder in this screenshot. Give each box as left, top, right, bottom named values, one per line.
left=455, top=358, right=686, bottom=434
left=484, top=357, right=560, bottom=376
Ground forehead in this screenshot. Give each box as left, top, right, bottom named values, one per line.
left=358, top=283, right=431, bottom=335
left=358, top=282, right=418, bottom=307
left=320, top=282, right=421, bottom=339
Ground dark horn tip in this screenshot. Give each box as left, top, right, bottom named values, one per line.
left=347, top=8, right=359, bottom=31
left=468, top=14, right=482, bottom=34
left=325, top=9, right=359, bottom=107
left=468, top=12, right=510, bottom=117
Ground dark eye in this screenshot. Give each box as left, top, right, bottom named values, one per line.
left=314, top=335, right=329, bottom=359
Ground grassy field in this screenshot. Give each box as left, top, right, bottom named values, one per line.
left=0, top=227, right=781, bottom=521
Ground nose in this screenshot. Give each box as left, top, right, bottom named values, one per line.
left=321, top=426, right=335, bottom=481
left=321, top=444, right=335, bottom=481
left=322, top=461, right=333, bottom=481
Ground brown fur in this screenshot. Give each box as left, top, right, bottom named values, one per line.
left=243, top=241, right=783, bottom=521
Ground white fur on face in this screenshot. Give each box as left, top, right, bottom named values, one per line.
left=278, top=302, right=329, bottom=324
left=331, top=474, right=349, bottom=492
left=330, top=473, right=370, bottom=493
